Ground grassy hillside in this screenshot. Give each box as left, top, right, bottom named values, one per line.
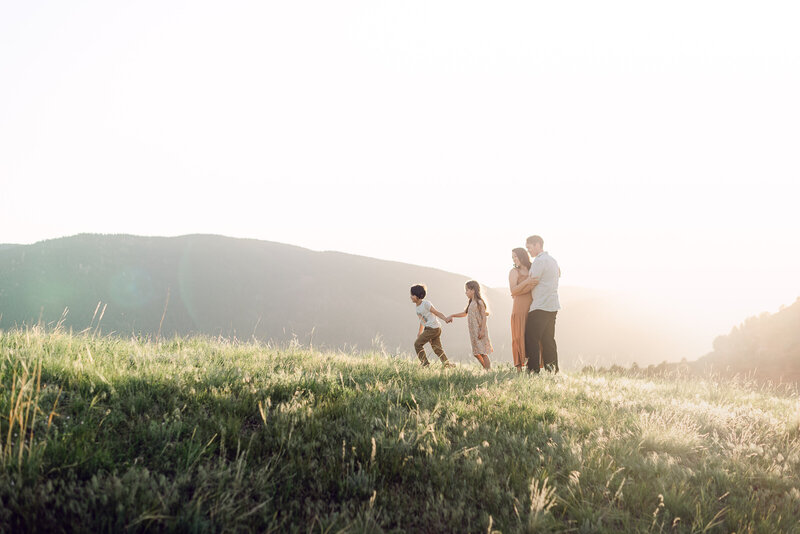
left=1, top=329, right=799, bottom=533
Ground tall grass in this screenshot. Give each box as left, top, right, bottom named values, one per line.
left=0, top=327, right=798, bottom=533
left=1, top=342, right=60, bottom=480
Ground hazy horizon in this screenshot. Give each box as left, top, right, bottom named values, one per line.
left=2, top=232, right=796, bottom=365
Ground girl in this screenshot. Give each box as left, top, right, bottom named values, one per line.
left=447, top=281, right=493, bottom=370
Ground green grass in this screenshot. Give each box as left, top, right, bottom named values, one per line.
left=1, top=328, right=799, bottom=533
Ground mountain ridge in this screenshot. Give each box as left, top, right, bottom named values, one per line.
left=0, top=233, right=513, bottom=361
left=4, top=233, right=791, bottom=369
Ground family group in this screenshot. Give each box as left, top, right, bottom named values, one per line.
left=411, top=235, right=560, bottom=373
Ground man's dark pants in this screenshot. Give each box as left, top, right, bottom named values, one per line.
left=525, top=310, right=558, bottom=373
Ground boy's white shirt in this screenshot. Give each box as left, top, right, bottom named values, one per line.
left=416, top=300, right=441, bottom=329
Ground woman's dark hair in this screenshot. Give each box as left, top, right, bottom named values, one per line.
left=512, top=247, right=531, bottom=270
left=464, top=280, right=488, bottom=314
left=410, top=284, right=427, bottom=299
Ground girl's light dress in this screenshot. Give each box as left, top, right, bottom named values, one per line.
left=467, top=300, right=493, bottom=356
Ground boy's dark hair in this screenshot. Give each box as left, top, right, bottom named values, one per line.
left=410, top=284, right=427, bottom=299
left=526, top=235, right=544, bottom=248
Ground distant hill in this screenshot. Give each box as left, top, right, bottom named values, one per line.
left=599, top=298, right=800, bottom=383
left=696, top=297, right=800, bottom=382
left=1, top=234, right=718, bottom=367
left=0, top=234, right=515, bottom=362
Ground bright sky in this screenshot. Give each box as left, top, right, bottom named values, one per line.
left=2, top=1, right=799, bottom=341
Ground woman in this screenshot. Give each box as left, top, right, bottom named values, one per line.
left=509, top=247, right=534, bottom=371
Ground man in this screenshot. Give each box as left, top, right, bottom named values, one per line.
left=519, top=235, right=561, bottom=373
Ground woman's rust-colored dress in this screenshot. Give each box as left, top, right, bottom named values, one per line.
left=510, top=268, right=533, bottom=368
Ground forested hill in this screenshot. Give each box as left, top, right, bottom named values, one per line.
left=0, top=234, right=514, bottom=360
left=698, top=297, right=800, bottom=381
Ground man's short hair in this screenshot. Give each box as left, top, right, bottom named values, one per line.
left=526, top=235, right=544, bottom=248
left=410, top=284, right=427, bottom=299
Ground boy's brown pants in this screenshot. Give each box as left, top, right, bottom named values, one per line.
left=414, top=327, right=449, bottom=365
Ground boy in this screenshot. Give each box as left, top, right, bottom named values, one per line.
left=410, top=284, right=454, bottom=368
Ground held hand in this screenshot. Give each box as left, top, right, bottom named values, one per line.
left=445, top=316, right=453, bottom=324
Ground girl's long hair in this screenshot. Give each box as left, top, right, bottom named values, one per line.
left=464, top=280, right=489, bottom=315
left=512, top=247, right=531, bottom=270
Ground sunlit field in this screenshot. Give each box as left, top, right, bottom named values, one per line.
left=1, top=329, right=799, bottom=533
